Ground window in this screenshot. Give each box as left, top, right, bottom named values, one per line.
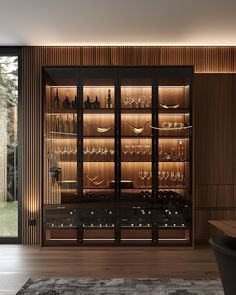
left=0, top=50, right=20, bottom=242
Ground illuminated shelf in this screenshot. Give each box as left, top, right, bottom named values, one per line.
left=158, top=161, right=189, bottom=163
left=158, top=137, right=189, bottom=140
left=121, top=136, right=152, bottom=139
left=83, top=109, right=115, bottom=114
left=121, top=109, right=152, bottom=114
left=83, top=160, right=114, bottom=163
left=121, top=187, right=152, bottom=190
left=58, top=160, right=77, bottom=163
left=158, top=186, right=189, bottom=189
left=46, top=109, right=77, bottom=114
left=83, top=187, right=115, bottom=190
left=158, top=109, right=190, bottom=114
left=83, top=136, right=114, bottom=139
left=121, top=160, right=152, bottom=163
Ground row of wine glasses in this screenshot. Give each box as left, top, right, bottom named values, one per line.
left=123, top=145, right=151, bottom=155
left=161, top=122, right=185, bottom=129
left=138, top=171, right=152, bottom=186
left=51, top=146, right=77, bottom=156
left=122, top=96, right=152, bottom=108
left=158, top=170, right=185, bottom=187
left=83, top=146, right=115, bottom=156
left=158, top=141, right=185, bottom=161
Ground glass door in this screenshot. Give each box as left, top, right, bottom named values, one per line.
left=81, top=72, right=116, bottom=244
left=157, top=79, right=192, bottom=245
left=43, top=68, right=79, bottom=246
left=120, top=82, right=153, bottom=244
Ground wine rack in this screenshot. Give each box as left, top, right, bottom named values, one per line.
left=43, top=67, right=193, bottom=247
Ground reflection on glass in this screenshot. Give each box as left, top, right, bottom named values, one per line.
left=0, top=56, right=18, bottom=237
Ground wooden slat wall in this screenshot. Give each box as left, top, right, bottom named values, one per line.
left=193, top=74, right=236, bottom=242
left=22, top=46, right=236, bottom=244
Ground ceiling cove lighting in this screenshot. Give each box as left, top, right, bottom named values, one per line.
left=41, top=43, right=236, bottom=46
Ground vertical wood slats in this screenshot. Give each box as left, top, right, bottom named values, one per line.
left=193, top=74, right=236, bottom=241
left=22, top=46, right=236, bottom=244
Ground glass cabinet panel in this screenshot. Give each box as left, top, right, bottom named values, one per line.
left=44, top=86, right=78, bottom=205
left=43, top=68, right=79, bottom=245
left=157, top=79, right=192, bottom=245
left=120, top=84, right=153, bottom=244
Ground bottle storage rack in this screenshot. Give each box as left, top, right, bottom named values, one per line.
left=43, top=66, right=193, bottom=247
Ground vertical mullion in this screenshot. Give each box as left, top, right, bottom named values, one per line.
left=152, top=82, right=158, bottom=245
left=189, top=75, right=193, bottom=247
left=115, top=78, right=121, bottom=244
left=77, top=81, right=83, bottom=201
left=77, top=78, right=83, bottom=245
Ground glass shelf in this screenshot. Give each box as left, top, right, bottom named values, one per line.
left=46, top=109, right=77, bottom=114
left=158, top=110, right=190, bottom=114
left=83, top=109, right=115, bottom=114
left=121, top=109, right=152, bottom=114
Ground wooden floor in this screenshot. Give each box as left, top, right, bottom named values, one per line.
left=0, top=245, right=219, bottom=294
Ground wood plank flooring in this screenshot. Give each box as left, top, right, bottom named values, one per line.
left=0, top=245, right=219, bottom=294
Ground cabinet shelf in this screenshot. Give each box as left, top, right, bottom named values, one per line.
left=83, top=136, right=114, bottom=139
left=158, top=161, right=189, bottom=163
left=121, top=109, right=152, bottom=114
left=46, top=109, right=77, bottom=114
left=158, top=186, right=189, bottom=189
left=158, top=137, right=189, bottom=140
left=121, top=136, right=153, bottom=139
left=158, top=109, right=190, bottom=114
left=83, top=188, right=115, bottom=190
left=121, top=160, right=152, bottom=163
left=83, top=109, right=115, bottom=114
left=83, top=160, right=114, bottom=163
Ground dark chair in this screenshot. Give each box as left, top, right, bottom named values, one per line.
left=209, top=235, right=236, bottom=295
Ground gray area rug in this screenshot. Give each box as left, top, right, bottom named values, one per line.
left=16, top=278, right=224, bottom=295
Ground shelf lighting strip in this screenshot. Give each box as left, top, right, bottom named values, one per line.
left=51, top=86, right=77, bottom=88
left=121, top=239, right=152, bottom=241
left=49, top=238, right=77, bottom=241
left=49, top=238, right=188, bottom=241
left=158, top=238, right=188, bottom=241
left=159, top=86, right=189, bottom=88
left=84, top=86, right=114, bottom=88
left=48, top=238, right=188, bottom=241
left=83, top=239, right=115, bottom=241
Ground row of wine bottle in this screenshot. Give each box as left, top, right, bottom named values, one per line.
left=84, top=89, right=112, bottom=109
left=53, top=89, right=78, bottom=109
left=76, top=190, right=188, bottom=205
left=53, top=88, right=113, bottom=109
left=52, top=115, right=77, bottom=134
left=157, top=190, right=188, bottom=204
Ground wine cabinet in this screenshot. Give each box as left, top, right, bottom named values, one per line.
left=43, top=66, right=193, bottom=246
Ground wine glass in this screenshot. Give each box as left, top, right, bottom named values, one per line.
left=123, top=96, right=129, bottom=108
left=128, top=96, right=133, bottom=108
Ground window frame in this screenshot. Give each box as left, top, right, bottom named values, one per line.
left=0, top=47, right=22, bottom=244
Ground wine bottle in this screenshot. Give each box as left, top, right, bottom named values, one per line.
left=63, top=96, right=70, bottom=109
left=64, top=115, right=71, bottom=133
left=54, top=88, right=60, bottom=109
left=84, top=95, right=92, bottom=109
left=72, top=114, right=77, bottom=133
left=52, top=116, right=58, bottom=132
left=106, top=89, right=112, bottom=108
left=71, top=96, right=78, bottom=109
left=93, top=96, right=100, bottom=109
left=58, top=115, right=64, bottom=133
